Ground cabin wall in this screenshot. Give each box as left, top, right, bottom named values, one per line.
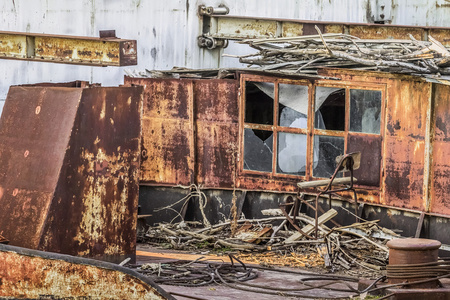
left=129, top=72, right=450, bottom=219
left=125, top=77, right=239, bottom=189
left=383, top=79, right=430, bottom=211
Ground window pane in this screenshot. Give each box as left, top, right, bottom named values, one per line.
left=313, top=135, right=345, bottom=178
left=350, top=89, right=382, bottom=134
left=278, top=84, right=309, bottom=129
left=277, top=132, right=307, bottom=175
left=315, top=87, right=346, bottom=131
left=245, top=81, right=274, bottom=125
left=244, top=128, right=273, bottom=172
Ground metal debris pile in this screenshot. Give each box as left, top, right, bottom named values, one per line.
left=140, top=211, right=393, bottom=278
left=235, top=27, right=450, bottom=76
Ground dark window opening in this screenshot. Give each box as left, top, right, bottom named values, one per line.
left=245, top=81, right=274, bottom=125
left=243, top=128, right=273, bottom=172
left=313, top=135, right=345, bottom=178
left=350, top=89, right=382, bottom=134
left=315, top=87, right=345, bottom=131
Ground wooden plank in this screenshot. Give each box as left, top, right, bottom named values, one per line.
left=285, top=209, right=337, bottom=243
left=297, top=177, right=357, bottom=189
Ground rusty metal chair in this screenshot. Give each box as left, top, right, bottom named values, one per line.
left=296, top=152, right=361, bottom=238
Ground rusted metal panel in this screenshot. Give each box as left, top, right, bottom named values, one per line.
left=0, top=244, right=173, bottom=300
left=348, top=26, right=424, bottom=40
left=430, top=84, right=450, bottom=215
left=39, top=87, right=143, bottom=262
left=383, top=79, right=430, bottom=210
left=0, top=30, right=137, bottom=66
left=347, top=134, right=382, bottom=188
left=194, top=80, right=239, bottom=188
left=0, top=86, right=82, bottom=249
left=0, top=85, right=142, bottom=262
left=429, top=28, right=450, bottom=47
left=202, top=15, right=450, bottom=48
left=126, top=77, right=194, bottom=185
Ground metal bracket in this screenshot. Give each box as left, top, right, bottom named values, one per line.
left=198, top=5, right=230, bottom=50
left=198, top=5, right=229, bottom=16
left=197, top=36, right=228, bottom=50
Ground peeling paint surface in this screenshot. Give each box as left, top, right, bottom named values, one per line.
left=0, top=84, right=143, bottom=262
left=0, top=244, right=172, bottom=300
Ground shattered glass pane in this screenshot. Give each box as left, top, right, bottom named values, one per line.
left=244, top=128, right=273, bottom=172
left=313, top=135, right=345, bottom=178
left=315, top=87, right=346, bottom=131
left=278, top=84, right=309, bottom=129
left=245, top=81, right=274, bottom=125
left=350, top=89, right=382, bottom=134
left=277, top=132, right=307, bottom=175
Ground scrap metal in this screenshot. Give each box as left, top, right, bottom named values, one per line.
left=0, top=30, right=137, bottom=66
left=198, top=6, right=450, bottom=49
left=0, top=244, right=173, bottom=300
left=0, top=83, right=143, bottom=262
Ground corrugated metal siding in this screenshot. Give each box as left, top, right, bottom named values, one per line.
left=1, top=0, right=450, bottom=103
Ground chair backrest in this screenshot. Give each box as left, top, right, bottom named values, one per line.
left=335, top=152, right=361, bottom=172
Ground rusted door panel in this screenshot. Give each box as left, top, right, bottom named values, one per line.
left=141, top=118, right=192, bottom=185
left=386, top=80, right=429, bottom=139
left=126, top=77, right=194, bottom=185
left=0, top=244, right=173, bottom=300
left=194, top=80, right=239, bottom=188
left=382, top=79, right=429, bottom=210
left=0, top=87, right=82, bottom=249
left=347, top=134, right=382, bottom=188
left=194, top=79, right=239, bottom=122
left=430, top=84, right=450, bottom=214
left=39, top=87, right=143, bottom=262
left=383, top=137, right=425, bottom=210
left=196, top=123, right=239, bottom=188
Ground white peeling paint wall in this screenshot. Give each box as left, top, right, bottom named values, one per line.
left=0, top=0, right=449, bottom=113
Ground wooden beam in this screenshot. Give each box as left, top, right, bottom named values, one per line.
left=285, top=208, right=337, bottom=243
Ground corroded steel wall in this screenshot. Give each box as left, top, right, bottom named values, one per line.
left=0, top=85, right=142, bottom=262
left=134, top=78, right=194, bottom=185
left=0, top=86, right=82, bottom=249
left=383, top=79, right=430, bottom=211
left=430, top=84, right=450, bottom=215
left=0, top=244, right=172, bottom=300
left=127, top=77, right=239, bottom=188
left=39, top=87, right=143, bottom=261
left=194, top=79, right=239, bottom=188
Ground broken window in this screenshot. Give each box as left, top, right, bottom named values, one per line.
left=313, top=135, right=345, bottom=178
left=315, top=87, right=346, bottom=131
left=350, top=89, right=382, bottom=134
left=243, top=80, right=309, bottom=175
left=242, top=75, right=384, bottom=186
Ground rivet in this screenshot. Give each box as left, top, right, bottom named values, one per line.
left=35, top=106, right=41, bottom=114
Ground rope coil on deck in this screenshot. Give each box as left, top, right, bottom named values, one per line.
left=386, top=259, right=450, bottom=279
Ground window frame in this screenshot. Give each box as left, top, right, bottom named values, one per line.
left=239, top=74, right=386, bottom=186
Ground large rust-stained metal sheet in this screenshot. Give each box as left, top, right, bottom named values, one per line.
left=127, top=77, right=194, bottom=185
left=39, top=87, right=143, bottom=262
left=383, top=79, right=430, bottom=210
left=430, top=84, right=450, bottom=215
left=0, top=84, right=143, bottom=262
left=0, top=86, right=82, bottom=249
left=0, top=244, right=173, bottom=300
left=194, top=80, right=239, bottom=188
left=0, top=31, right=137, bottom=66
